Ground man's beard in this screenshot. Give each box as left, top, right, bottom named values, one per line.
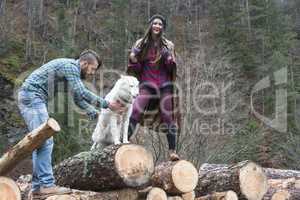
left=81, top=71, right=95, bottom=81
left=80, top=71, right=86, bottom=79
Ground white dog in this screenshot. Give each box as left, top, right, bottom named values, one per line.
left=91, top=75, right=139, bottom=150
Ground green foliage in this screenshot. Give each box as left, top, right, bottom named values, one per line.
left=209, top=119, right=264, bottom=164
left=209, top=0, right=296, bottom=75
left=2, top=55, right=21, bottom=69
left=278, top=131, right=300, bottom=170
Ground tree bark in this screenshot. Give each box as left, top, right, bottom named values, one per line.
left=0, top=118, right=60, bottom=175
left=197, top=161, right=268, bottom=200
left=195, top=191, right=238, bottom=200
left=151, top=160, right=198, bottom=195
left=263, top=178, right=300, bottom=200
left=263, top=168, right=300, bottom=179
left=0, top=176, right=21, bottom=200
left=54, top=144, right=154, bottom=191
left=44, top=188, right=140, bottom=200
left=200, top=163, right=300, bottom=179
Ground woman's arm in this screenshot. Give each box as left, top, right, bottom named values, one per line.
left=128, top=39, right=143, bottom=72
left=163, top=40, right=177, bottom=72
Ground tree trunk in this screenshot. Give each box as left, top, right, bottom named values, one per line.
left=197, top=161, right=268, bottom=200
left=200, top=163, right=300, bottom=179
left=0, top=118, right=60, bottom=175
left=0, top=177, right=21, bottom=200
left=263, top=178, right=300, bottom=200
left=0, top=0, right=6, bottom=16
left=44, top=188, right=140, bottom=200
left=147, top=187, right=168, bottom=200
left=54, top=144, right=154, bottom=191
left=195, top=191, right=238, bottom=200
left=151, top=160, right=198, bottom=195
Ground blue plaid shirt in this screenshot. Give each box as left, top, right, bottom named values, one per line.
left=21, top=58, right=109, bottom=119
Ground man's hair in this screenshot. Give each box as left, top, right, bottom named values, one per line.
left=79, top=49, right=102, bottom=68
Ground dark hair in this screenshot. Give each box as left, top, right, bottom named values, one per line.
left=79, top=49, right=102, bottom=68
left=136, top=24, right=169, bottom=63
left=148, top=14, right=167, bottom=29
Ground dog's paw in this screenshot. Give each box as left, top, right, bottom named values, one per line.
left=123, top=139, right=130, bottom=143
left=114, top=141, right=121, bottom=145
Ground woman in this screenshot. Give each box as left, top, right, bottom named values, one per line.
left=127, top=14, right=180, bottom=161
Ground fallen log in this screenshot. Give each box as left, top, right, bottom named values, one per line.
left=195, top=191, right=238, bottom=200
left=54, top=144, right=154, bottom=191
left=265, top=189, right=300, bottom=200
left=263, top=178, right=300, bottom=200
left=200, top=163, right=300, bottom=179
left=0, top=176, right=21, bottom=200
left=268, top=178, right=300, bottom=189
left=44, top=188, right=141, bottom=200
left=263, top=168, right=300, bottom=179
left=0, top=118, right=60, bottom=175
left=151, top=160, right=198, bottom=195
left=196, top=160, right=268, bottom=200
left=17, top=174, right=143, bottom=200
left=147, top=187, right=168, bottom=200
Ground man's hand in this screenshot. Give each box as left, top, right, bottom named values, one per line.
left=108, top=101, right=126, bottom=114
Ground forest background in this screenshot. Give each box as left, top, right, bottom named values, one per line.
left=0, top=0, right=299, bottom=178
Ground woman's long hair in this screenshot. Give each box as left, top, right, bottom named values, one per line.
left=135, top=24, right=170, bottom=63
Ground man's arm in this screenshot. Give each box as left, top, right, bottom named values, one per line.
left=73, top=94, right=99, bottom=120
left=61, top=64, right=109, bottom=109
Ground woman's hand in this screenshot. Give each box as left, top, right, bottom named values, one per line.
left=161, top=46, right=173, bottom=61
left=130, top=47, right=141, bottom=63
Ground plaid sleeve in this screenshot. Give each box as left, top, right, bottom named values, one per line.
left=73, top=94, right=98, bottom=120
left=62, top=64, right=109, bottom=109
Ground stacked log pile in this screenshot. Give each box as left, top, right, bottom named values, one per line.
left=200, top=163, right=300, bottom=200
left=196, top=161, right=268, bottom=200
left=0, top=123, right=299, bottom=200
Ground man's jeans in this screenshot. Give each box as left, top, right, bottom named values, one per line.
left=18, top=89, right=55, bottom=191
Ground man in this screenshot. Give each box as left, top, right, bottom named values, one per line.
left=18, top=49, right=124, bottom=199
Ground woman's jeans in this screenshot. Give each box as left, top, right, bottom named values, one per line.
left=18, top=89, right=55, bottom=191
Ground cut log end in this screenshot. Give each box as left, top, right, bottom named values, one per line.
left=195, top=191, right=238, bottom=200
left=48, top=118, right=61, bottom=132
left=182, top=191, right=195, bottom=200
left=0, top=177, right=21, bottom=200
left=225, top=190, right=238, bottom=200
left=271, top=190, right=290, bottom=200
left=239, top=162, right=268, bottom=200
left=168, top=196, right=183, bottom=200
left=172, top=160, right=198, bottom=193
left=147, top=187, right=168, bottom=200
left=115, top=144, right=154, bottom=187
